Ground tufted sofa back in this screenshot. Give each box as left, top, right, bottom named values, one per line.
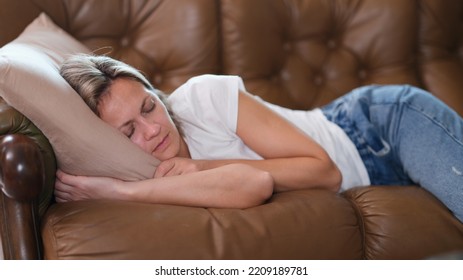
left=0, top=0, right=221, bottom=93
left=221, top=0, right=423, bottom=109
left=419, top=0, right=463, bottom=110
left=2, top=0, right=463, bottom=114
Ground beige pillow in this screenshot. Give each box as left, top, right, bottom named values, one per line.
left=0, top=13, right=158, bottom=180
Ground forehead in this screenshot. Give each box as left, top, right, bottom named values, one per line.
left=98, top=78, right=151, bottom=126
left=108, top=78, right=149, bottom=100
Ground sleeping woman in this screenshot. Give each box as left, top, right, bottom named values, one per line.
left=55, top=54, right=463, bottom=223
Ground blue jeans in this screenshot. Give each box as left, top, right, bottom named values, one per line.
left=321, top=85, right=463, bottom=223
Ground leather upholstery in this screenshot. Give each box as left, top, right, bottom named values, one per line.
left=42, top=190, right=362, bottom=259
left=418, top=0, right=463, bottom=115
left=1, top=0, right=462, bottom=259
left=1, top=0, right=221, bottom=93
left=221, top=0, right=421, bottom=108
left=0, top=134, right=44, bottom=259
left=0, top=100, right=55, bottom=215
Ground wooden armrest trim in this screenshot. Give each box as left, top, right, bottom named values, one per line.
left=0, top=135, right=44, bottom=201
left=0, top=134, right=45, bottom=259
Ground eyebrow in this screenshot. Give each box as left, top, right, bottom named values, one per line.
left=117, top=96, right=149, bottom=130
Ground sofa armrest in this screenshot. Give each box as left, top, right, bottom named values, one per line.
left=343, top=186, right=463, bottom=259
left=0, top=100, right=56, bottom=216
left=0, top=100, right=56, bottom=259
left=0, top=134, right=44, bottom=259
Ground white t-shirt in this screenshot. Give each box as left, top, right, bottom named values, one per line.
left=168, top=75, right=370, bottom=191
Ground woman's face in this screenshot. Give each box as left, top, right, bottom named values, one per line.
left=98, top=78, right=188, bottom=161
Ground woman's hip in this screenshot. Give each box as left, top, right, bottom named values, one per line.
left=321, top=84, right=463, bottom=185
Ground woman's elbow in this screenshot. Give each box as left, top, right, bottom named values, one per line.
left=255, top=170, right=274, bottom=203
left=240, top=168, right=274, bottom=208
left=326, top=162, right=342, bottom=193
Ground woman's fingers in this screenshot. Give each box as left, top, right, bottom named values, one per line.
left=154, top=160, right=175, bottom=178
left=54, top=169, right=85, bottom=202
left=56, top=169, right=81, bottom=186
left=54, top=176, right=72, bottom=202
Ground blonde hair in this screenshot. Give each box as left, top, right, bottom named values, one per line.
left=60, top=54, right=168, bottom=116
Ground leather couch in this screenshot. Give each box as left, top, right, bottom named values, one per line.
left=1, top=0, right=462, bottom=260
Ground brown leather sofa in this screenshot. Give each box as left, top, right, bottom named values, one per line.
left=1, top=0, right=462, bottom=260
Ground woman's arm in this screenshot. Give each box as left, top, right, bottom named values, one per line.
left=157, top=91, right=342, bottom=192
left=233, top=91, right=341, bottom=192
left=55, top=163, right=273, bottom=208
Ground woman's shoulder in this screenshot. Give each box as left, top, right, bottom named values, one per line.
left=168, top=74, right=244, bottom=106
left=182, top=74, right=245, bottom=91
left=167, top=74, right=243, bottom=129
left=186, top=74, right=242, bottom=83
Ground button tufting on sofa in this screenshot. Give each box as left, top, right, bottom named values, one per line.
left=0, top=0, right=462, bottom=260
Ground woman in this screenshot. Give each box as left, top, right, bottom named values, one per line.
left=56, top=54, right=463, bottom=223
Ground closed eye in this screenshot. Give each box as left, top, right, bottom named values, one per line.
left=142, top=97, right=156, bottom=115
left=119, top=96, right=156, bottom=139
left=123, top=124, right=135, bottom=139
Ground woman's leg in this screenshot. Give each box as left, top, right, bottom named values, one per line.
left=387, top=86, right=462, bottom=222
left=356, top=85, right=463, bottom=222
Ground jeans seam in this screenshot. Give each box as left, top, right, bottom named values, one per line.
left=368, top=99, right=463, bottom=147
left=403, top=101, right=463, bottom=147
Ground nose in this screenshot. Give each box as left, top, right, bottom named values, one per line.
left=129, top=117, right=161, bottom=154
left=139, top=118, right=160, bottom=140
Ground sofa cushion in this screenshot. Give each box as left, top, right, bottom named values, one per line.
left=41, top=189, right=362, bottom=259
left=0, top=13, right=158, bottom=179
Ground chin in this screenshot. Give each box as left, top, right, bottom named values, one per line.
left=152, top=151, right=174, bottom=161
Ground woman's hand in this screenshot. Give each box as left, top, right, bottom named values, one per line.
left=154, top=157, right=204, bottom=178
left=54, top=170, right=125, bottom=202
